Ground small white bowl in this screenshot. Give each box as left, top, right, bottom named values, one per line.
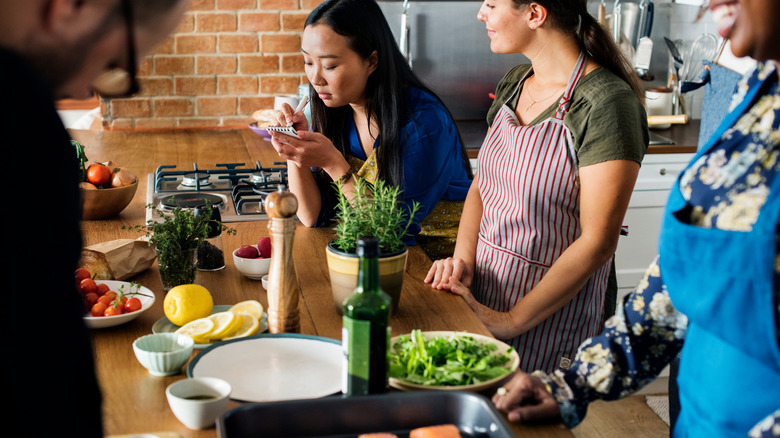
left=232, top=245, right=271, bottom=280
left=166, top=377, right=232, bottom=430
left=133, top=333, right=194, bottom=376
left=261, top=274, right=268, bottom=289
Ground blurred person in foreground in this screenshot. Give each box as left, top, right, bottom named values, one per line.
left=489, top=0, right=780, bottom=436
left=0, top=0, right=189, bottom=435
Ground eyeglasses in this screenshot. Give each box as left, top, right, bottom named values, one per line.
left=92, top=0, right=140, bottom=98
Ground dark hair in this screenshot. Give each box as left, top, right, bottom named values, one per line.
left=513, top=0, right=644, bottom=103
left=304, top=0, right=473, bottom=186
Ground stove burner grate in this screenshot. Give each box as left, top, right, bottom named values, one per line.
left=160, top=193, right=225, bottom=210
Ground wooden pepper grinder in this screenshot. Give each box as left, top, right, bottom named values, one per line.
left=265, top=185, right=301, bottom=333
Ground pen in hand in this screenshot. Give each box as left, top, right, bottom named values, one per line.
left=288, top=96, right=309, bottom=127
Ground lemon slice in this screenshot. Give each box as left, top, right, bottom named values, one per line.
left=175, top=317, right=215, bottom=344
left=207, top=311, right=243, bottom=340
left=228, top=300, right=264, bottom=320
left=223, top=312, right=260, bottom=340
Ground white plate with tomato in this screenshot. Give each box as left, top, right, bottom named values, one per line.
left=81, top=279, right=156, bottom=329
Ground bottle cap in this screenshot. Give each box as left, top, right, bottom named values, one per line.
left=356, top=236, right=380, bottom=258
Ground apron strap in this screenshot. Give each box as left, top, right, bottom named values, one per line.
left=554, top=51, right=588, bottom=120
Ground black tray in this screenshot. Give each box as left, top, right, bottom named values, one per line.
left=217, top=391, right=514, bottom=438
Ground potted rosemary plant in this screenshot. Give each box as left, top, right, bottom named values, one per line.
left=326, top=177, right=420, bottom=314
left=126, top=203, right=234, bottom=291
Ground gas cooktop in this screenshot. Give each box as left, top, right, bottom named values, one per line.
left=145, top=161, right=287, bottom=223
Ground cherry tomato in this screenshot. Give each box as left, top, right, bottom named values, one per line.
left=75, top=268, right=91, bottom=282
left=103, top=291, right=118, bottom=301
left=97, top=295, right=114, bottom=306
left=124, top=297, right=142, bottom=313
left=79, top=278, right=97, bottom=295
left=91, top=302, right=108, bottom=317
left=96, top=283, right=110, bottom=296
left=104, top=303, right=124, bottom=317
left=87, top=163, right=111, bottom=186
left=84, top=292, right=99, bottom=308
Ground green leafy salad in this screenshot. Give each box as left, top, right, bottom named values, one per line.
left=388, top=330, right=514, bottom=386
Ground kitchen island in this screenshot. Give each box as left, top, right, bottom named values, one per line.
left=72, top=128, right=669, bottom=438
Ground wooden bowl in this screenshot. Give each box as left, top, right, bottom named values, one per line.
left=81, top=181, right=138, bottom=220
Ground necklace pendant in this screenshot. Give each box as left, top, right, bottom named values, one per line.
left=525, top=101, right=535, bottom=112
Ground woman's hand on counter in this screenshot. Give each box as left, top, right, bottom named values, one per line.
left=425, top=257, right=474, bottom=288
left=433, top=276, right=517, bottom=340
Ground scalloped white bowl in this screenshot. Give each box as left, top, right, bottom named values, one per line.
left=133, top=333, right=194, bottom=376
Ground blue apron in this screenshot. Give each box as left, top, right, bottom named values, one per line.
left=658, top=72, right=780, bottom=436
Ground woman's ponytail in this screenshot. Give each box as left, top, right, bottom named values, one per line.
left=514, top=0, right=645, bottom=103
left=578, top=9, right=644, bottom=103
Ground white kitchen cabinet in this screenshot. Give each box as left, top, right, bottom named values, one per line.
left=614, top=152, right=696, bottom=301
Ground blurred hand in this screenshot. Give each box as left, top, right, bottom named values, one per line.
left=491, top=372, right=561, bottom=423
left=424, top=257, right=474, bottom=289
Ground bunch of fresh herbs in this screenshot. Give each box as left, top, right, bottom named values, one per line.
left=388, top=329, right=513, bottom=386
left=332, top=176, right=420, bottom=254
left=125, top=202, right=235, bottom=288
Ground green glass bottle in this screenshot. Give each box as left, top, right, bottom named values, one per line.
left=342, top=236, right=392, bottom=396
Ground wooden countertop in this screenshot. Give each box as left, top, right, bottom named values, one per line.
left=71, top=128, right=668, bottom=438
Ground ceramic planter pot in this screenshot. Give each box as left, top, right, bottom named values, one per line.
left=325, top=240, right=407, bottom=315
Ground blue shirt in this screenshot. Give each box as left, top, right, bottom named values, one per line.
left=313, top=87, right=472, bottom=244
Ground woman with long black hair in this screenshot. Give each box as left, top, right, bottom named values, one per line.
left=270, top=0, right=472, bottom=259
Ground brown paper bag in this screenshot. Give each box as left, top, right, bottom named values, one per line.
left=80, top=238, right=157, bottom=280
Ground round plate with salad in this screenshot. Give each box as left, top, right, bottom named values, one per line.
left=388, top=330, right=520, bottom=392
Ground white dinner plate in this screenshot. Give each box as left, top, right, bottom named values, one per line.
left=187, top=334, right=342, bottom=402
left=388, top=331, right=519, bottom=393
left=152, top=305, right=268, bottom=349
left=83, top=281, right=155, bottom=329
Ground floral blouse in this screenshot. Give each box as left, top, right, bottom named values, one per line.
left=535, top=62, right=780, bottom=437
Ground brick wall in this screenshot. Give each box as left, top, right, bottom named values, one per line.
left=102, top=0, right=321, bottom=129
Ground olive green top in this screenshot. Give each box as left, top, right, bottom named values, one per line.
left=486, top=65, right=649, bottom=167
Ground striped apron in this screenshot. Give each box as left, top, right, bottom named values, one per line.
left=475, top=51, right=609, bottom=373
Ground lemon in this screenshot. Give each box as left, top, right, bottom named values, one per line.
left=228, top=300, right=264, bottom=320
left=164, top=284, right=214, bottom=327
left=223, top=312, right=260, bottom=340
left=207, top=311, right=243, bottom=340
left=175, top=317, right=215, bottom=344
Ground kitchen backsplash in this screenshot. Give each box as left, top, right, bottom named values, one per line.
left=101, top=0, right=315, bottom=129
left=101, top=0, right=719, bottom=129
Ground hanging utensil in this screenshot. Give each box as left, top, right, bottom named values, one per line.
left=641, top=0, right=654, bottom=39
left=598, top=0, right=607, bottom=27
left=636, top=0, right=653, bottom=46
left=681, top=33, right=719, bottom=82
left=399, top=0, right=412, bottom=67
left=612, top=0, right=622, bottom=43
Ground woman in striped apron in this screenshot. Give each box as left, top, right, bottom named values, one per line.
left=426, top=0, right=648, bottom=372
